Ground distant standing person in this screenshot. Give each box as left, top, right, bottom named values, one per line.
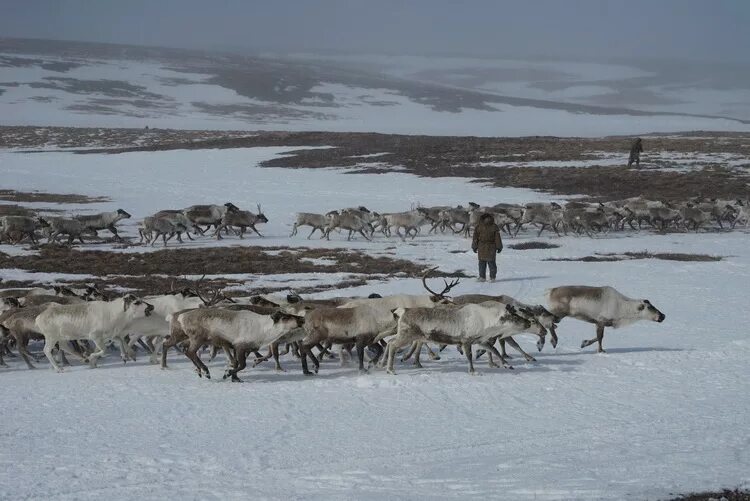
left=628, top=137, right=643, bottom=168
left=471, top=213, right=503, bottom=282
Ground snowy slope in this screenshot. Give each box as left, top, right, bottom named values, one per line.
left=0, top=147, right=749, bottom=500
left=2, top=39, right=750, bottom=136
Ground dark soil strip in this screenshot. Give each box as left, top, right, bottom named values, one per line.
left=509, top=241, right=561, bottom=250
left=0, top=245, right=466, bottom=296
left=668, top=488, right=750, bottom=500
left=0, top=204, right=35, bottom=217
left=545, top=251, right=723, bottom=262
left=0, top=189, right=109, bottom=204
left=0, top=245, right=436, bottom=277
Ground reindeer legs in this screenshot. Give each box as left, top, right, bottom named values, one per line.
left=580, top=324, right=606, bottom=353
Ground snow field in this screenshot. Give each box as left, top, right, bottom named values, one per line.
left=0, top=146, right=748, bottom=499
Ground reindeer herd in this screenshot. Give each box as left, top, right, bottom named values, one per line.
left=0, top=270, right=666, bottom=380
left=304, top=195, right=749, bottom=242
left=0, top=203, right=269, bottom=247
left=0, top=195, right=746, bottom=248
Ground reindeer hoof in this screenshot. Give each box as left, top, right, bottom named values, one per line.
left=231, top=375, right=242, bottom=382
left=359, top=368, right=369, bottom=375
left=580, top=341, right=587, bottom=349
left=303, top=370, right=315, bottom=376
left=526, top=356, right=537, bottom=362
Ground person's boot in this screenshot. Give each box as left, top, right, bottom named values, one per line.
left=477, top=277, right=486, bottom=283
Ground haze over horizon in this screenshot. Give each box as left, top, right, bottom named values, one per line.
left=1, top=0, right=748, bottom=64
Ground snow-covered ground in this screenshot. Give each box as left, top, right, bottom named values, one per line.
left=0, top=147, right=749, bottom=500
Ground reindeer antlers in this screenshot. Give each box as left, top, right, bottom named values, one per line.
left=421, top=266, right=461, bottom=299
left=194, top=273, right=237, bottom=306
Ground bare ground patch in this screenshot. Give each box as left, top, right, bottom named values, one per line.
left=2, top=126, right=749, bottom=201
left=667, top=488, right=750, bottom=500
left=0, top=245, right=464, bottom=296
left=0, top=204, right=35, bottom=217
left=509, top=241, right=561, bottom=250
left=545, top=251, right=723, bottom=262
left=0, top=189, right=109, bottom=204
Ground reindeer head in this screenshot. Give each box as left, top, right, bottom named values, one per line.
left=123, top=294, right=153, bottom=316
left=54, top=285, right=78, bottom=297
left=502, top=304, right=532, bottom=331
left=637, top=299, right=665, bottom=323
left=271, top=311, right=305, bottom=328
left=36, top=217, right=50, bottom=228
left=1, top=297, right=21, bottom=310
left=250, top=296, right=280, bottom=307
left=255, top=204, right=269, bottom=223
left=224, top=202, right=240, bottom=213
left=83, top=284, right=107, bottom=301
left=116, top=209, right=132, bottom=219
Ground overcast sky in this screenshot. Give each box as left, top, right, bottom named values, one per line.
left=1, top=0, right=747, bottom=63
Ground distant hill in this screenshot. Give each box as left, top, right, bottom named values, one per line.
left=1, top=37, right=748, bottom=136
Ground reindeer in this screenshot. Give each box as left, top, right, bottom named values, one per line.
left=174, top=307, right=304, bottom=381
left=39, top=217, right=92, bottom=245
left=75, top=209, right=131, bottom=242
left=0, top=216, right=42, bottom=244
left=517, top=203, right=564, bottom=237
left=385, top=303, right=532, bottom=375
left=290, top=212, right=329, bottom=239
left=182, top=203, right=239, bottom=232
left=324, top=210, right=373, bottom=241
left=215, top=205, right=268, bottom=239
left=547, top=286, right=665, bottom=353
left=34, top=294, right=154, bottom=371
left=139, top=216, right=189, bottom=247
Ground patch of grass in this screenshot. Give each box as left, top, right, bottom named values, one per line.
left=0, top=246, right=434, bottom=277
left=667, top=487, right=750, bottom=500
left=0, top=189, right=109, bottom=204
left=545, top=251, right=723, bottom=262
left=0, top=204, right=35, bottom=217
left=624, top=251, right=722, bottom=262
left=509, top=241, right=561, bottom=250
left=0, top=245, right=467, bottom=296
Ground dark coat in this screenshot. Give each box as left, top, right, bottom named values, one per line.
left=472, top=219, right=503, bottom=261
